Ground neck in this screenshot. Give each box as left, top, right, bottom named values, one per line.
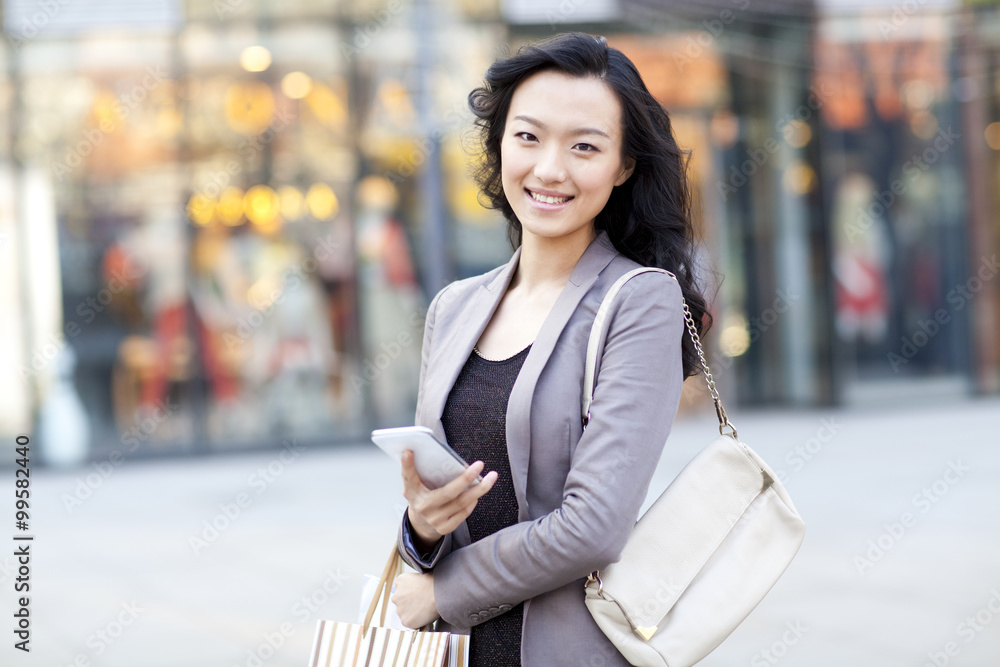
left=511, top=226, right=597, bottom=294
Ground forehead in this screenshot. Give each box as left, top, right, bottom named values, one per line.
left=507, top=70, right=623, bottom=137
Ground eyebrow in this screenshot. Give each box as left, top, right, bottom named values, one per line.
left=512, top=114, right=611, bottom=140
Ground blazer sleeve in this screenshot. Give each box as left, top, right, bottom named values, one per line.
left=397, top=284, right=455, bottom=572
left=431, top=272, right=686, bottom=628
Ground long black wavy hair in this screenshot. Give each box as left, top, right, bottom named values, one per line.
left=468, top=32, right=711, bottom=378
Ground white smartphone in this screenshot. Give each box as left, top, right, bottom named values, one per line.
left=371, top=426, right=482, bottom=490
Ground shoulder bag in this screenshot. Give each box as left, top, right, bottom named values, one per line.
left=582, top=268, right=807, bottom=667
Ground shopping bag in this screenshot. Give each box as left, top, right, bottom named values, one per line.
left=308, top=546, right=469, bottom=667
left=308, top=620, right=451, bottom=666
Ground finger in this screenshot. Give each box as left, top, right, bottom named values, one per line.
left=458, top=470, right=498, bottom=502
left=438, top=460, right=485, bottom=498
left=400, top=450, right=428, bottom=494
left=433, top=470, right=499, bottom=525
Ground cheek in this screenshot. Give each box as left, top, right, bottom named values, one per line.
left=500, top=146, right=528, bottom=190
left=575, top=164, right=617, bottom=201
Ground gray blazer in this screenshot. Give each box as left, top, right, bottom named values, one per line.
left=397, top=231, right=685, bottom=666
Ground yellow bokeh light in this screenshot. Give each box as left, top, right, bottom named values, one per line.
left=306, top=183, right=339, bottom=219
left=217, top=187, right=246, bottom=226
left=782, top=161, right=817, bottom=195
left=278, top=186, right=304, bottom=221
left=187, top=193, right=215, bottom=226
left=92, top=91, right=118, bottom=126
left=281, top=71, right=313, bottom=100
left=782, top=120, right=812, bottom=148
left=377, top=79, right=415, bottom=124
left=985, top=122, right=1000, bottom=151
left=247, top=274, right=283, bottom=310
left=156, top=107, right=183, bottom=140
left=240, top=45, right=272, bottom=73
left=224, top=81, right=275, bottom=135
left=909, top=110, right=939, bottom=140
left=719, top=316, right=751, bottom=357
left=244, top=185, right=282, bottom=233
left=305, top=82, right=348, bottom=130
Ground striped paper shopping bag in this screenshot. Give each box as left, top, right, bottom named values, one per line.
left=308, top=620, right=452, bottom=667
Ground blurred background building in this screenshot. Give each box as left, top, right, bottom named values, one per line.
left=1, top=0, right=998, bottom=463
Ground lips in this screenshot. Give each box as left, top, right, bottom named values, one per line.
left=527, top=189, right=573, bottom=205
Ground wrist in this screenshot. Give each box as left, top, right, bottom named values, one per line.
left=405, top=510, right=442, bottom=555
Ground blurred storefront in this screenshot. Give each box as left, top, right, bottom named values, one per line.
left=3, top=0, right=999, bottom=462
left=508, top=0, right=829, bottom=406
left=506, top=0, right=1000, bottom=407
left=1, top=0, right=507, bottom=459
left=816, top=2, right=1000, bottom=403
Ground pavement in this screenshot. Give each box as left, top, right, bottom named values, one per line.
left=4, top=394, right=1000, bottom=667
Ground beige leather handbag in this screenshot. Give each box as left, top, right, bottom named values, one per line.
left=582, top=268, right=806, bottom=667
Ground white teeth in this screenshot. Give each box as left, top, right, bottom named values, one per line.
left=529, top=191, right=571, bottom=205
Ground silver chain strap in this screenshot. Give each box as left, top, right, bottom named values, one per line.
left=680, top=300, right=738, bottom=439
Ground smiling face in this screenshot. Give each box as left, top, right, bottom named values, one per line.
left=500, top=70, right=634, bottom=246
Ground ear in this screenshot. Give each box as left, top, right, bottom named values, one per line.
left=614, top=156, right=635, bottom=186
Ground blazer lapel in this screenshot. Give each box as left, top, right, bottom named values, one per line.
left=506, top=232, right=619, bottom=520
left=423, top=246, right=522, bottom=445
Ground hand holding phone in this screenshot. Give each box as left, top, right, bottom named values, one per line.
left=371, top=426, right=483, bottom=490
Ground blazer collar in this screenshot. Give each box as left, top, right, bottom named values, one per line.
left=427, top=231, right=620, bottom=517
left=506, top=231, right=619, bottom=518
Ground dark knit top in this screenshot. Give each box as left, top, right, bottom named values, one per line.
left=441, top=344, right=531, bottom=667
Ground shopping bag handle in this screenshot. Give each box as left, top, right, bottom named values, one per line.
left=363, top=546, right=403, bottom=634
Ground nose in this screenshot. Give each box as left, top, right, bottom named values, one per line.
left=533, top=145, right=567, bottom=184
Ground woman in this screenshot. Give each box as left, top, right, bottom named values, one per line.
left=390, top=33, right=711, bottom=666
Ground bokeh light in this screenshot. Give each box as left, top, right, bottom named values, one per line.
left=986, top=122, right=1000, bottom=150
left=278, top=186, right=305, bottom=221
left=217, top=187, right=245, bottom=226
left=240, top=45, right=272, bottom=72
left=281, top=71, right=313, bottom=99
left=306, top=183, right=339, bottom=219
left=187, top=193, right=215, bottom=226
left=782, top=120, right=812, bottom=148
left=244, top=185, right=282, bottom=233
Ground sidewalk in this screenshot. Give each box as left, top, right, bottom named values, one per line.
left=6, top=395, right=1000, bottom=666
